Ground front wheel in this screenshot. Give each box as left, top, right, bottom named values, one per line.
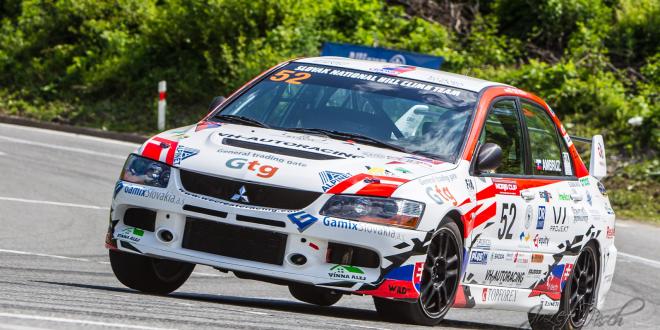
left=374, top=220, right=462, bottom=325
left=528, top=243, right=598, bottom=330
left=109, top=250, right=195, bottom=294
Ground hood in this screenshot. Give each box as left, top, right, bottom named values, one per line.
left=137, top=121, right=457, bottom=197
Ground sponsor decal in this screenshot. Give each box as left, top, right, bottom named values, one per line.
left=217, top=132, right=363, bottom=159
left=287, top=211, right=318, bottom=233
left=580, top=177, right=590, bottom=186
left=493, top=179, right=519, bottom=195
left=195, top=121, right=222, bottom=132
left=513, top=252, right=529, bottom=264
left=465, top=178, right=475, bottom=192
left=328, top=265, right=366, bottom=281
left=395, top=167, right=411, bottom=174
left=225, top=158, right=279, bottom=178
left=322, top=217, right=403, bottom=240
left=425, top=185, right=457, bottom=205
left=114, top=181, right=124, bottom=199
left=586, top=191, right=593, bottom=206
left=470, top=251, right=489, bottom=265
left=535, top=159, right=562, bottom=172
left=562, top=152, right=573, bottom=175
left=529, top=269, right=543, bottom=275
left=519, top=231, right=531, bottom=242
left=537, top=206, right=546, bottom=229
left=418, top=173, right=457, bottom=186
left=117, top=227, right=144, bottom=242
left=572, top=207, right=589, bottom=223
left=550, top=207, right=568, bottom=232
left=531, top=254, right=544, bottom=263
left=525, top=205, right=533, bottom=229
left=558, top=193, right=572, bottom=201
left=121, top=184, right=184, bottom=205
left=413, top=262, right=424, bottom=292
left=484, top=270, right=525, bottom=285
left=482, top=287, right=517, bottom=303
left=475, top=238, right=492, bottom=250
left=173, top=145, right=199, bottom=165
left=366, top=166, right=395, bottom=176
left=606, top=226, right=615, bottom=239
left=491, top=252, right=506, bottom=261
left=319, top=171, right=351, bottom=192
left=539, top=190, right=552, bottom=202
left=370, top=65, right=416, bottom=76
left=533, top=234, right=549, bottom=248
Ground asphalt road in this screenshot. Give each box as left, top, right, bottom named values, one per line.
left=0, top=122, right=658, bottom=330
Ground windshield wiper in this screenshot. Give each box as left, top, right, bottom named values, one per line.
left=214, top=114, right=270, bottom=128
left=286, top=128, right=409, bottom=154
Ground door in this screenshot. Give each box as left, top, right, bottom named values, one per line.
left=467, top=98, right=530, bottom=289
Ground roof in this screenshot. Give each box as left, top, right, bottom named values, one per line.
left=294, top=56, right=502, bottom=92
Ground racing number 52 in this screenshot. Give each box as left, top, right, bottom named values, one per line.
left=498, top=203, right=517, bottom=240
left=270, top=70, right=311, bottom=84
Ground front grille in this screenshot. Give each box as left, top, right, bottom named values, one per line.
left=179, top=169, right=322, bottom=209
left=182, top=217, right=287, bottom=265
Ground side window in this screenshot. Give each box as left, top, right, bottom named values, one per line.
left=478, top=99, right=525, bottom=175
left=522, top=101, right=567, bottom=176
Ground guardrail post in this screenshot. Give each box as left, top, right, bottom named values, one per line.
left=158, top=81, right=167, bottom=131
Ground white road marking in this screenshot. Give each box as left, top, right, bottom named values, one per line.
left=615, top=222, right=631, bottom=227
left=0, top=312, right=176, bottom=330
left=0, top=323, right=51, bottom=330
left=0, top=151, right=6, bottom=156
left=0, top=249, right=92, bottom=263
left=618, top=251, right=660, bottom=269
left=0, top=122, right=140, bottom=147
left=0, top=196, right=109, bottom=210
left=0, top=135, right=127, bottom=159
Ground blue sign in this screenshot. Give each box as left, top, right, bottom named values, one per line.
left=321, top=42, right=444, bottom=69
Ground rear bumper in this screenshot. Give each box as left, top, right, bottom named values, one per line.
left=107, top=171, right=432, bottom=301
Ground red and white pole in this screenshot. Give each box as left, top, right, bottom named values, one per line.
left=158, top=81, right=167, bottom=131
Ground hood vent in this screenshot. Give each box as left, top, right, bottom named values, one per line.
left=222, top=138, right=343, bottom=160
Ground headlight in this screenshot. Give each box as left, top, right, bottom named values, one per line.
left=320, top=195, right=424, bottom=229
left=120, top=154, right=171, bottom=188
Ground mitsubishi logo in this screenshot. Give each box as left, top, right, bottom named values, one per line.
left=231, top=185, right=249, bottom=203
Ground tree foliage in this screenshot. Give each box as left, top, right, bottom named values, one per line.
left=0, top=0, right=657, bottom=156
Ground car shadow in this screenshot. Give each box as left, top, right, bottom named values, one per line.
left=33, top=280, right=524, bottom=329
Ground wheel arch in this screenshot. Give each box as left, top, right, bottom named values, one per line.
left=442, top=209, right=465, bottom=240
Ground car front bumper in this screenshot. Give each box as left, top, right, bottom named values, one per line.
left=107, top=169, right=432, bottom=301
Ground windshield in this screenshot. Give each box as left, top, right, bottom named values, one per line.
left=215, top=63, right=478, bottom=162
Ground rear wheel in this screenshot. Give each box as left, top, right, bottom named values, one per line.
left=288, top=283, right=342, bottom=306
left=109, top=250, right=195, bottom=294
left=528, top=243, right=598, bottom=330
left=374, top=220, right=462, bottom=325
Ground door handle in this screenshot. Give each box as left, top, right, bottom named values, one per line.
left=521, top=189, right=535, bottom=201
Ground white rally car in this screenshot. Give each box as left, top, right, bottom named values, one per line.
left=107, top=57, right=616, bottom=328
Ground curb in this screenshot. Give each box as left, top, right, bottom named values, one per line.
left=0, top=115, right=148, bottom=143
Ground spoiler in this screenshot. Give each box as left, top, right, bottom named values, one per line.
left=570, top=135, right=607, bottom=180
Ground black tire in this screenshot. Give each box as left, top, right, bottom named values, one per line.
left=109, top=249, right=195, bottom=294
left=528, top=243, right=599, bottom=330
left=374, top=220, right=463, bottom=325
left=288, top=283, right=342, bottom=306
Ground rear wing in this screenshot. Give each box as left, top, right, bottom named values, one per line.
left=570, top=134, right=607, bottom=180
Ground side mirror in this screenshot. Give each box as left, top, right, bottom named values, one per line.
left=476, top=143, right=503, bottom=173
left=208, top=96, right=226, bottom=111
